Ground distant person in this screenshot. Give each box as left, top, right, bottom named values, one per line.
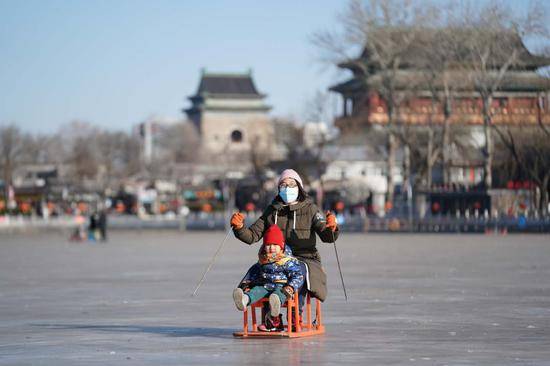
left=233, top=224, right=304, bottom=332
left=69, top=215, right=87, bottom=242
left=88, top=212, right=99, bottom=241
left=230, top=169, right=339, bottom=321
left=98, top=209, right=108, bottom=241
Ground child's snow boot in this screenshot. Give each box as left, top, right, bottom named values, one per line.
left=258, top=314, right=284, bottom=332
left=268, top=293, right=281, bottom=317
left=232, top=288, right=248, bottom=311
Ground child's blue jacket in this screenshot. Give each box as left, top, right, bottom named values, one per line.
left=240, top=255, right=304, bottom=292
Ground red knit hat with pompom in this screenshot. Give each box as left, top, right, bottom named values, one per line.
left=263, top=224, right=285, bottom=250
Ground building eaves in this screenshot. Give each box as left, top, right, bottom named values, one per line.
left=195, top=73, right=263, bottom=96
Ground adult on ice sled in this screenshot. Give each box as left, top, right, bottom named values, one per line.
left=231, top=169, right=339, bottom=331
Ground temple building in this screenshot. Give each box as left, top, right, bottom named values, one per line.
left=330, top=31, right=549, bottom=134
left=329, top=28, right=550, bottom=216
left=184, top=70, right=273, bottom=161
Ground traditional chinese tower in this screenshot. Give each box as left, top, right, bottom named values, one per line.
left=330, top=30, right=549, bottom=133
left=184, top=69, right=273, bottom=158
left=330, top=29, right=550, bottom=189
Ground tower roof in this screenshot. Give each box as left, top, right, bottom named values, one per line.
left=184, top=70, right=271, bottom=116
left=338, top=27, right=550, bottom=73
left=194, top=71, right=264, bottom=97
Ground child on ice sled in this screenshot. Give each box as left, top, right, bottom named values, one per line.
left=233, top=224, right=304, bottom=332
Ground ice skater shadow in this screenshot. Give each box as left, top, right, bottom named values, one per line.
left=32, top=323, right=235, bottom=339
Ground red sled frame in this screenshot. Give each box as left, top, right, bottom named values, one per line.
left=233, top=292, right=325, bottom=338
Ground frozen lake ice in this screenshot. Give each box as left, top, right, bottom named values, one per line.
left=1, top=230, right=549, bottom=365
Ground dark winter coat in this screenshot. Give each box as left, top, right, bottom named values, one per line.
left=240, top=255, right=304, bottom=292
left=233, top=196, right=339, bottom=301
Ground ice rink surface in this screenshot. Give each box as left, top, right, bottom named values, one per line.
left=1, top=230, right=549, bottom=365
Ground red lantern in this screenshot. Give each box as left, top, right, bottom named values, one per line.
left=116, top=202, right=125, bottom=213
left=202, top=203, right=212, bottom=213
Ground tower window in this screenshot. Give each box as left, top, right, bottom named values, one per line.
left=231, top=130, right=243, bottom=143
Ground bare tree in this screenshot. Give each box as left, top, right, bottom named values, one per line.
left=157, top=122, right=200, bottom=164
left=0, top=124, right=24, bottom=208
left=303, top=91, right=335, bottom=205
left=0, top=120, right=151, bottom=198
left=70, top=136, right=98, bottom=186
left=414, top=15, right=472, bottom=186
left=456, top=1, right=548, bottom=189
left=492, top=61, right=550, bottom=215
left=93, top=131, right=144, bottom=189
left=58, top=120, right=101, bottom=143
left=313, top=0, right=432, bottom=203
left=494, top=125, right=550, bottom=214
left=394, top=124, right=438, bottom=189
left=249, top=134, right=272, bottom=184
left=305, top=90, right=332, bottom=124
left=30, top=133, right=69, bottom=165
left=118, top=134, right=141, bottom=178
left=56, top=121, right=141, bottom=189
left=95, top=131, right=120, bottom=188
left=271, top=118, right=311, bottom=185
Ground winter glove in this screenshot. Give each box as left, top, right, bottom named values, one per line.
left=240, top=281, right=251, bottom=293
left=282, top=286, right=294, bottom=298
left=230, top=212, right=245, bottom=230
left=325, top=211, right=337, bottom=232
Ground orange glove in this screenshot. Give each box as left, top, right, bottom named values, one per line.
left=325, top=211, right=337, bottom=232
left=230, top=212, right=245, bottom=230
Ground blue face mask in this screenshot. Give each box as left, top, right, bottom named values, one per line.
left=279, top=187, right=299, bottom=203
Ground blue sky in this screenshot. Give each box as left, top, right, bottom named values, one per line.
left=0, top=1, right=346, bottom=133
left=0, top=0, right=546, bottom=134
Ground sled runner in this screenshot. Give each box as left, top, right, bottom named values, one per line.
left=233, top=291, right=325, bottom=338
